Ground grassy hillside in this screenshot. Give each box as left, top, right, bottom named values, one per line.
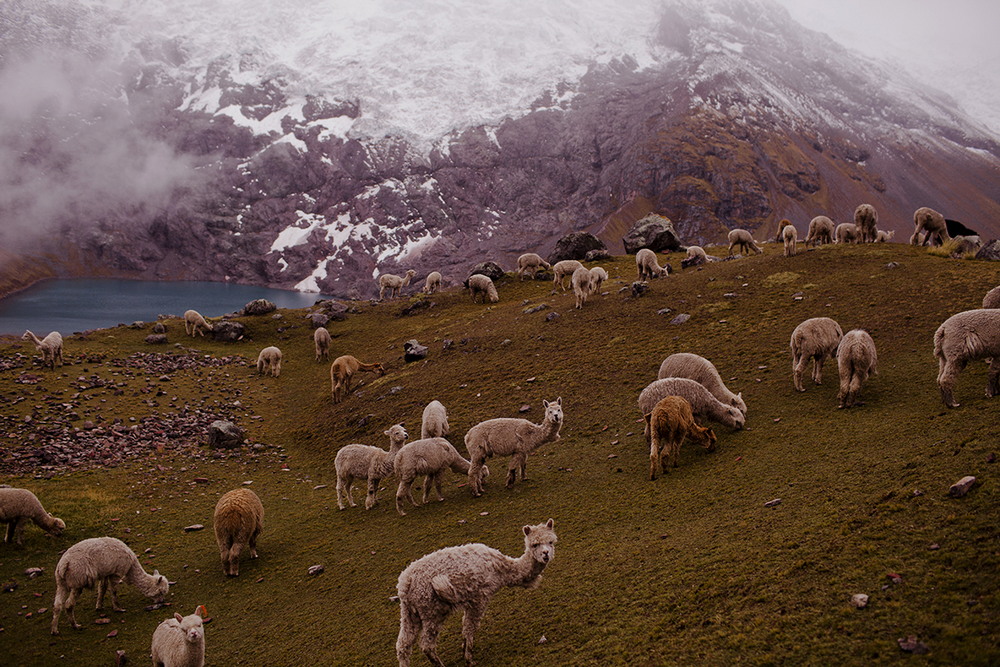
left=1, top=243, right=998, bottom=666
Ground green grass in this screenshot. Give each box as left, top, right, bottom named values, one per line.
left=1, top=242, right=998, bottom=665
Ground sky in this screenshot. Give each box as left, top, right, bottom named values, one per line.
left=775, top=0, right=1000, bottom=134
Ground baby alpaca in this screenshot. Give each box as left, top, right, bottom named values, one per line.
left=21, top=330, right=64, bottom=368
left=934, top=308, right=1000, bottom=407
left=423, top=271, right=442, bottom=294
left=334, top=424, right=409, bottom=510
left=51, top=536, right=169, bottom=634
left=379, top=270, right=417, bottom=300
left=727, top=229, right=763, bottom=256
left=854, top=204, right=879, bottom=243
left=421, top=400, right=449, bottom=439
left=183, top=310, right=213, bottom=337
left=393, top=437, right=483, bottom=516
left=837, top=329, right=878, bottom=408
left=0, top=487, right=65, bottom=545
left=552, top=260, right=583, bottom=290
left=635, top=248, right=671, bottom=280
left=516, top=253, right=551, bottom=280
left=255, top=346, right=282, bottom=377
left=910, top=206, right=950, bottom=246
left=646, top=396, right=717, bottom=480
left=396, top=519, right=557, bottom=667
left=638, top=378, right=745, bottom=445
left=151, top=606, right=206, bottom=667
left=213, top=488, right=264, bottom=577
left=790, top=317, right=844, bottom=391
left=466, top=274, right=499, bottom=303
left=804, top=216, right=835, bottom=246
left=571, top=265, right=593, bottom=309
left=874, top=229, right=895, bottom=243
left=782, top=223, right=797, bottom=257
left=330, top=354, right=386, bottom=403
left=314, top=327, right=332, bottom=362
left=464, top=398, right=563, bottom=496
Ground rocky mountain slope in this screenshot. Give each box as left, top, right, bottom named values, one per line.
left=1, top=0, right=998, bottom=298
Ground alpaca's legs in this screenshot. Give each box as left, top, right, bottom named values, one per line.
left=792, top=354, right=807, bottom=391
left=986, top=358, right=1000, bottom=397
left=812, top=356, right=825, bottom=385
left=468, top=457, right=487, bottom=496
left=249, top=528, right=259, bottom=558
left=432, top=473, right=445, bottom=501
left=107, top=579, right=125, bottom=612
left=396, top=478, right=412, bottom=516
left=336, top=476, right=352, bottom=510
left=50, top=587, right=66, bottom=634
left=95, top=578, right=107, bottom=609
left=228, top=543, right=243, bottom=576
left=396, top=604, right=421, bottom=667
left=461, top=603, right=487, bottom=665
left=365, top=478, right=381, bottom=510
left=505, top=454, right=524, bottom=488
left=419, top=615, right=447, bottom=667
left=649, top=433, right=662, bottom=481
left=938, top=359, right=963, bottom=408
left=64, top=587, right=81, bottom=629
left=3, top=520, right=13, bottom=544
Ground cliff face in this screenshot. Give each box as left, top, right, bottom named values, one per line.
left=3, top=0, right=999, bottom=298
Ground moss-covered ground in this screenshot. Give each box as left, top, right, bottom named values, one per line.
left=0, top=242, right=998, bottom=665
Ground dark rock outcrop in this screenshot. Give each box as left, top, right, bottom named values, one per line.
left=622, top=214, right=682, bottom=254
left=242, top=299, right=277, bottom=316
left=207, top=420, right=245, bottom=449
left=403, top=340, right=428, bottom=362
left=976, top=240, right=1000, bottom=261
left=467, top=262, right=505, bottom=282
left=211, top=321, right=246, bottom=342
left=547, top=233, right=606, bottom=264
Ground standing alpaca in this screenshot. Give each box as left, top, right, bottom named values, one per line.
left=421, top=400, right=449, bottom=439
left=854, top=204, right=879, bottom=243
left=183, top=310, right=213, bottom=337
left=213, top=488, right=264, bottom=577
left=379, top=269, right=417, bottom=300
left=657, top=352, right=747, bottom=415
left=0, top=487, right=65, bottom=545
left=516, top=253, right=551, bottom=280
left=423, top=271, right=442, bottom=294
left=727, top=229, right=763, bottom=256
left=774, top=218, right=792, bottom=243
left=571, top=265, right=593, bottom=309
left=393, top=437, right=485, bottom=516
left=551, top=260, right=583, bottom=290
left=837, top=329, right=878, bottom=408
left=874, top=229, right=895, bottom=243
left=790, top=317, right=844, bottom=392
left=330, top=355, right=386, bottom=404
left=464, top=398, right=563, bottom=496
left=646, top=396, right=717, bottom=480
left=835, top=223, right=858, bottom=244
left=804, top=216, right=835, bottom=246
left=51, top=537, right=169, bottom=634
left=635, top=248, right=671, bottom=280
left=255, top=346, right=282, bottom=377
left=334, top=424, right=409, bottom=510
left=589, top=266, right=608, bottom=293
left=396, top=519, right=557, bottom=667
left=151, top=606, right=206, bottom=667
left=782, top=223, right=798, bottom=257
left=934, top=309, right=1000, bottom=407
left=314, top=327, right=332, bottom=362
left=466, top=274, right=499, bottom=303
left=910, top=206, right=951, bottom=246
left=21, top=330, right=63, bottom=368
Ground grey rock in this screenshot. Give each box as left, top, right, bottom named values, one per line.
left=975, top=239, right=1000, bottom=261
left=441, top=339, right=454, bottom=351
left=207, top=420, right=245, bottom=449
left=670, top=313, right=691, bottom=325
left=545, top=312, right=561, bottom=322
left=144, top=334, right=169, bottom=345
left=584, top=248, right=613, bottom=262
left=467, top=261, right=505, bottom=282
left=403, top=339, right=428, bottom=362
left=657, top=308, right=672, bottom=316
left=308, top=564, right=325, bottom=576
left=764, top=498, right=782, bottom=507
left=631, top=282, right=650, bottom=297
left=242, top=299, right=277, bottom=316
left=307, top=312, right=330, bottom=328
left=547, top=232, right=606, bottom=264
left=622, top=214, right=682, bottom=254
left=151, top=322, right=167, bottom=334
left=523, top=304, right=549, bottom=314
left=211, top=321, right=246, bottom=342
left=949, top=475, right=976, bottom=497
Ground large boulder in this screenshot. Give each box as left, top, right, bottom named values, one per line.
left=315, top=300, right=349, bottom=321
left=207, top=420, right=245, bottom=449
left=211, top=320, right=246, bottom=342
left=547, top=232, right=606, bottom=264
left=242, top=298, right=277, bottom=316
left=467, top=261, right=505, bottom=282
left=976, top=239, right=1000, bottom=261
left=622, top=214, right=682, bottom=254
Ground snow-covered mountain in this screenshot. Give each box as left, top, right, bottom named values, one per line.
left=2, top=0, right=998, bottom=298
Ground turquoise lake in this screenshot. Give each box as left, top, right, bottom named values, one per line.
left=0, top=279, right=331, bottom=336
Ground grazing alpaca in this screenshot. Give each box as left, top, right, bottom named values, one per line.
left=910, top=206, right=951, bottom=246
left=0, top=487, right=65, bottom=545
left=396, top=519, right=557, bottom=667
left=804, top=216, right=835, bottom=246
left=646, top=396, right=717, bottom=480
left=727, top=229, right=763, bottom=256
left=934, top=309, right=1000, bottom=407
left=183, top=310, right=213, bottom=337
left=314, top=327, right=332, bottom=362
left=782, top=223, right=797, bottom=257
left=330, top=354, right=386, bottom=403
left=213, top=488, right=264, bottom=577
left=854, top=204, right=879, bottom=243
left=837, top=329, right=878, bottom=408
left=790, top=317, right=843, bottom=392
left=21, top=330, right=63, bottom=368
left=255, top=346, right=282, bottom=377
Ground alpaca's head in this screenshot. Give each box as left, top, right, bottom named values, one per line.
left=21, top=331, right=32, bottom=341
left=47, top=515, right=66, bottom=535
left=523, top=519, right=557, bottom=564
left=726, top=406, right=745, bottom=430
left=152, top=570, right=169, bottom=601
left=175, top=608, right=205, bottom=645
left=542, top=397, right=563, bottom=426
left=385, top=423, right=408, bottom=447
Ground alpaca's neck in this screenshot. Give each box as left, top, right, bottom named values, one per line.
left=401, top=275, right=412, bottom=287
left=497, top=552, right=547, bottom=589
left=538, top=416, right=561, bottom=442
left=125, top=563, right=157, bottom=593
left=25, top=331, right=43, bottom=346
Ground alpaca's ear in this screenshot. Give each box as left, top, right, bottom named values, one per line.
left=175, top=613, right=184, bottom=622
left=737, top=392, right=742, bottom=400
left=542, top=400, right=549, bottom=408
left=153, top=570, right=160, bottom=576
left=555, top=397, right=562, bottom=405
left=523, top=525, right=532, bottom=536
left=384, top=429, right=390, bottom=436
left=546, top=518, right=554, bottom=529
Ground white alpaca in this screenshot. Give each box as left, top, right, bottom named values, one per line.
left=657, top=352, right=747, bottom=415
left=804, top=216, right=835, bottom=246
left=151, top=606, right=206, bottom=667
left=983, top=286, right=1000, bottom=310
left=635, top=248, right=670, bottom=280
left=934, top=309, right=1000, bottom=407
left=423, top=271, right=442, bottom=294
left=874, top=229, right=895, bottom=243
left=421, top=400, right=449, bottom=439
left=393, top=437, right=485, bottom=516
left=183, top=310, right=213, bottom=337
left=466, top=274, right=499, bottom=303
left=51, top=537, right=169, bottom=634
left=910, top=206, right=950, bottom=246
left=21, top=330, right=63, bottom=368
left=314, top=327, right=332, bottom=362
left=854, top=203, right=879, bottom=243
left=396, top=519, right=557, bottom=667
left=255, top=346, right=282, bottom=377
left=330, top=355, right=386, bottom=404
left=379, top=269, right=417, bottom=300
left=835, top=222, right=858, bottom=244
left=571, top=265, right=593, bottom=309
left=589, top=266, right=608, bottom=293
left=213, top=488, right=264, bottom=577
left=782, top=223, right=797, bottom=257
left=551, top=260, right=583, bottom=290
left=727, top=229, right=763, bottom=255
left=334, top=424, right=408, bottom=510
left=790, top=317, right=844, bottom=392
left=0, top=487, right=65, bottom=545
left=464, top=398, right=563, bottom=496
left=516, top=253, right=551, bottom=280
left=837, top=329, right=878, bottom=408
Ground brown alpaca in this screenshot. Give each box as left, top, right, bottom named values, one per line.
left=330, top=354, right=385, bottom=404
left=645, top=396, right=717, bottom=480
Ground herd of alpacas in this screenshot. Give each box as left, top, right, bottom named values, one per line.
left=5, top=202, right=1000, bottom=665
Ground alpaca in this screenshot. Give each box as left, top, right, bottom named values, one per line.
left=835, top=222, right=858, bottom=244
left=646, top=396, right=717, bottom=480
left=330, top=354, right=386, bottom=404
left=589, top=266, right=608, bottom=293
left=837, top=329, right=878, bottom=408
left=51, top=537, right=169, bottom=634
left=638, top=378, right=745, bottom=445
left=393, top=437, right=485, bottom=516
left=854, top=204, right=879, bottom=243
left=790, top=317, right=844, bottom=392
left=466, top=274, right=499, bottom=303
left=379, top=269, right=417, bottom=300
left=516, top=253, right=551, bottom=280
left=804, top=216, right=835, bottom=246
left=551, top=260, right=583, bottom=290
left=681, top=245, right=718, bottom=268
left=422, top=271, right=442, bottom=294
left=421, top=400, right=449, bottom=439
left=334, top=424, right=408, bottom=510
left=571, top=265, right=593, bottom=309
left=396, top=519, right=557, bottom=667
left=255, top=346, right=282, bottom=377
left=874, top=229, right=895, bottom=243
left=314, top=326, right=332, bottom=362
left=464, top=398, right=563, bottom=496
left=635, top=248, right=670, bottom=280
left=983, top=286, right=1000, bottom=310
left=0, top=487, right=65, bottom=545
left=782, top=223, right=797, bottom=257
left=934, top=309, right=1000, bottom=407
left=21, top=330, right=63, bottom=369
left=213, top=488, right=264, bottom=577
left=910, top=206, right=951, bottom=246
left=727, top=229, right=763, bottom=256
left=774, top=218, right=792, bottom=243
left=183, top=310, right=213, bottom=337
left=657, top=352, right=747, bottom=415
left=151, top=606, right=206, bottom=667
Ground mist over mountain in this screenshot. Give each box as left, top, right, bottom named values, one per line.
left=1, top=0, right=998, bottom=298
